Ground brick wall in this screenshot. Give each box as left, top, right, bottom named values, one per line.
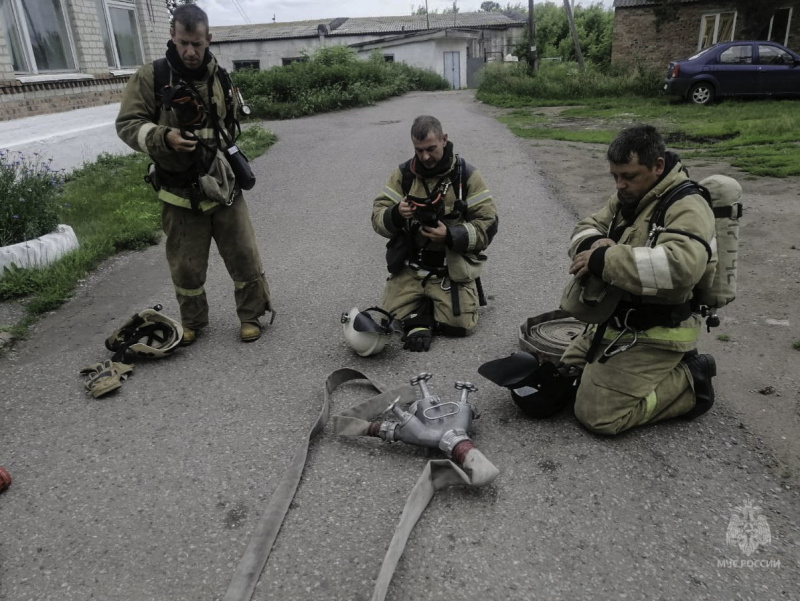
left=612, top=3, right=800, bottom=70
left=137, top=1, right=172, bottom=60
left=0, top=0, right=170, bottom=121
left=0, top=76, right=130, bottom=121
left=69, top=0, right=110, bottom=75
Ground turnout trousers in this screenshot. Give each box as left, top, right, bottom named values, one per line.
left=560, top=328, right=698, bottom=435
left=161, top=195, right=271, bottom=330
left=380, top=267, right=479, bottom=334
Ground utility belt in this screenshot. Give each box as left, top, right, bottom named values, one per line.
left=609, top=300, right=692, bottom=331
left=404, top=249, right=487, bottom=317
left=587, top=300, right=693, bottom=364
left=151, top=164, right=198, bottom=189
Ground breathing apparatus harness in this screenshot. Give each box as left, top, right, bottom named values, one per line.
left=585, top=173, right=740, bottom=363
left=148, top=56, right=251, bottom=210
left=398, top=155, right=492, bottom=316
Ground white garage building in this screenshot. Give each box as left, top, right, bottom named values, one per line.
left=209, top=12, right=526, bottom=89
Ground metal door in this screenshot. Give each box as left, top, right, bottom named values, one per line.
left=443, top=51, right=461, bottom=89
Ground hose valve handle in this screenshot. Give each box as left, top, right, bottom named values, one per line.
left=454, top=381, right=477, bottom=403
left=411, top=372, right=433, bottom=398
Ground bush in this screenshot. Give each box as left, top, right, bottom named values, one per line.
left=233, top=47, right=449, bottom=120
left=476, top=61, right=663, bottom=105
left=0, top=150, right=65, bottom=247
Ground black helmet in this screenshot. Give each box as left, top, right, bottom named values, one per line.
left=478, top=352, right=578, bottom=419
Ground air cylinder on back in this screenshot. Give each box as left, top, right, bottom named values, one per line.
left=696, top=174, right=743, bottom=309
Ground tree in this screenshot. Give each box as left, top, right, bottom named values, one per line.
left=511, top=2, right=613, bottom=68
left=481, top=1, right=502, bottom=11
left=166, top=0, right=194, bottom=15
left=442, top=1, right=460, bottom=14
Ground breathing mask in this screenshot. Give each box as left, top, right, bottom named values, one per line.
left=407, top=178, right=451, bottom=228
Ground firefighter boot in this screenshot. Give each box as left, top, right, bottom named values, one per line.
left=681, top=352, right=717, bottom=420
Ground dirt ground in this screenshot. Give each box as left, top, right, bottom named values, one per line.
left=522, top=130, right=800, bottom=482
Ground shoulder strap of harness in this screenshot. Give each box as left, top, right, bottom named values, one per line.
left=399, top=156, right=474, bottom=213
left=649, top=179, right=714, bottom=262
left=153, top=57, right=172, bottom=118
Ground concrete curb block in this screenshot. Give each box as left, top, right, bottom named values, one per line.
left=0, top=224, right=80, bottom=277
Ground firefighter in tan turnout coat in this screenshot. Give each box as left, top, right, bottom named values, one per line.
left=115, top=4, right=271, bottom=345
left=371, top=115, right=497, bottom=352
left=560, top=125, right=718, bottom=434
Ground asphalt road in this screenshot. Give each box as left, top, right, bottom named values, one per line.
left=1, top=91, right=797, bottom=601
left=0, top=103, right=133, bottom=172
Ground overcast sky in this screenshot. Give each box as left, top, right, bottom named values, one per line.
left=196, top=0, right=614, bottom=27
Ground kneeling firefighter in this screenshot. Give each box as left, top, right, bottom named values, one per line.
left=371, top=115, right=498, bottom=353
left=481, top=126, right=732, bottom=435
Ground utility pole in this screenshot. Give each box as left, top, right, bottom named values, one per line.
left=528, top=0, right=539, bottom=71
left=563, top=0, right=585, bottom=71
left=426, top=0, right=430, bottom=29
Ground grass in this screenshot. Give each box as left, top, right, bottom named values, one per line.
left=0, top=125, right=276, bottom=347
left=478, top=63, right=800, bottom=178
left=717, top=334, right=731, bottom=342
left=793, top=340, right=800, bottom=351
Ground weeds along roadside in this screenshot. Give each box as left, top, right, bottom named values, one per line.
left=477, top=62, right=800, bottom=177
left=0, top=125, right=276, bottom=348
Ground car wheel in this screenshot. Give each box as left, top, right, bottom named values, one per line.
left=688, top=82, right=715, bottom=105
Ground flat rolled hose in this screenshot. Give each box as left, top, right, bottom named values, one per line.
left=519, top=310, right=585, bottom=364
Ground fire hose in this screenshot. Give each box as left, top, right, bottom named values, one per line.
left=223, top=368, right=499, bottom=601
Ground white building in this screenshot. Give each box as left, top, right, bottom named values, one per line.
left=210, top=13, right=526, bottom=90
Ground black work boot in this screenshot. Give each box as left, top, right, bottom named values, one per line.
left=681, top=352, right=717, bottom=420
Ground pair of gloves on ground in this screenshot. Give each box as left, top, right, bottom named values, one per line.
left=78, top=360, right=134, bottom=398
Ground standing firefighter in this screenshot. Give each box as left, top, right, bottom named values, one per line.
left=116, top=4, right=272, bottom=345
left=370, top=116, right=498, bottom=353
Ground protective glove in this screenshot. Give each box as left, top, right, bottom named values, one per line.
left=402, top=327, right=432, bottom=352
left=79, top=360, right=134, bottom=398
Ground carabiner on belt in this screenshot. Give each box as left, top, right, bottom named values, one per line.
left=602, top=308, right=638, bottom=358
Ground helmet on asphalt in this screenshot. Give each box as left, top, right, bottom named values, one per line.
left=105, top=305, right=183, bottom=361
left=478, top=351, right=578, bottom=419
left=341, top=307, right=398, bottom=357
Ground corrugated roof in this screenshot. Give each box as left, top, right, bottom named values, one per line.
left=211, top=12, right=525, bottom=44
left=613, top=0, right=698, bottom=7
left=211, top=20, right=324, bottom=42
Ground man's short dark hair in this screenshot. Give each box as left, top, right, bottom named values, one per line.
left=411, top=115, right=444, bottom=141
left=607, top=125, right=666, bottom=169
left=172, top=4, right=209, bottom=33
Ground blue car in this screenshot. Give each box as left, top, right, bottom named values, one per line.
left=663, top=40, right=800, bottom=105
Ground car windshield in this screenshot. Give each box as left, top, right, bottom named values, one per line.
left=688, top=46, right=718, bottom=61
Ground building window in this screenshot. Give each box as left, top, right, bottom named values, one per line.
left=281, top=57, right=308, bottom=66
left=95, top=0, right=144, bottom=68
left=698, top=12, right=736, bottom=50
left=233, top=60, right=260, bottom=71
left=1, top=0, right=77, bottom=73
left=767, top=8, right=792, bottom=46
left=383, top=55, right=394, bottom=63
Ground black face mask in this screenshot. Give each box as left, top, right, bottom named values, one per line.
left=160, top=82, right=207, bottom=129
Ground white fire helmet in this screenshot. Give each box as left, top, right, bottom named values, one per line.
left=341, top=307, right=398, bottom=357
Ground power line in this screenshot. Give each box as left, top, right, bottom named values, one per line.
left=231, top=0, right=251, bottom=23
